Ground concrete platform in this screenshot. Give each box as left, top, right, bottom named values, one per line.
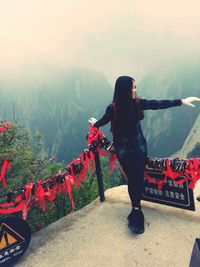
left=16, top=185, right=200, bottom=267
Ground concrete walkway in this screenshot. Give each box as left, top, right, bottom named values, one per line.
left=16, top=185, right=200, bottom=267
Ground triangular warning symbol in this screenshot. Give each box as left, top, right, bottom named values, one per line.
left=0, top=223, right=25, bottom=253
left=6, top=232, right=17, bottom=245
left=0, top=231, right=17, bottom=249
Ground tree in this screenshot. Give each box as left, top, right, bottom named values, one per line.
left=0, top=122, right=124, bottom=233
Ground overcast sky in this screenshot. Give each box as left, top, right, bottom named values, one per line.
left=0, top=0, right=199, bottom=84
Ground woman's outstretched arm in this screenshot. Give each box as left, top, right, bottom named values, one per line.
left=89, top=104, right=112, bottom=128
left=140, top=97, right=200, bottom=110
left=140, top=99, right=182, bottom=110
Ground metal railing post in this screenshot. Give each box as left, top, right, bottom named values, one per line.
left=94, top=152, right=105, bottom=202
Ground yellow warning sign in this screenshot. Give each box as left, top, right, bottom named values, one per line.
left=0, top=223, right=25, bottom=253
left=0, top=232, right=17, bottom=250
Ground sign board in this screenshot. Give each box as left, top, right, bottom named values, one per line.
left=142, top=169, right=195, bottom=211
left=0, top=217, right=31, bottom=266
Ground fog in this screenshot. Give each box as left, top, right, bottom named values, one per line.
left=0, top=0, right=199, bottom=85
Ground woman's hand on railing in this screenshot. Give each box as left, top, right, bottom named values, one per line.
left=181, top=97, right=200, bottom=107
left=88, top=117, right=97, bottom=126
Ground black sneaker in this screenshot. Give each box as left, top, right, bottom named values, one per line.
left=127, top=208, right=145, bottom=234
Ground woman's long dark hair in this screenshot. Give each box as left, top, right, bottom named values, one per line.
left=111, top=76, right=144, bottom=133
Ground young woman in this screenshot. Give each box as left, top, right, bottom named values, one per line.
left=89, top=75, right=200, bottom=234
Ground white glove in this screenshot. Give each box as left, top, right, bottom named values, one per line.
left=181, top=97, right=200, bottom=107
left=88, top=117, right=97, bottom=126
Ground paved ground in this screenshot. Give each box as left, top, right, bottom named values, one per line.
left=15, top=185, right=200, bottom=267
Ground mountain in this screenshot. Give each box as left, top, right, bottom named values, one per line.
left=138, top=62, right=200, bottom=157
left=174, top=113, right=200, bottom=159
left=0, top=66, right=113, bottom=162
left=0, top=62, right=199, bottom=162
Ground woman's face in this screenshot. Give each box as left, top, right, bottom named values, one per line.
left=132, top=80, right=137, bottom=99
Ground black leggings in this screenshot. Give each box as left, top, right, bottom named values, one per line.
left=117, top=151, right=147, bottom=208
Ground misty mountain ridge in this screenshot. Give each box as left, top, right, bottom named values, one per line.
left=0, top=62, right=199, bottom=161
left=138, top=62, right=200, bottom=157
left=174, top=113, right=200, bottom=159
left=0, top=67, right=113, bottom=162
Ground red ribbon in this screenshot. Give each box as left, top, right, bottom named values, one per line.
left=0, top=122, right=12, bottom=133
left=0, top=127, right=6, bottom=133
left=144, top=158, right=200, bottom=190
left=0, top=183, right=33, bottom=219
left=22, top=183, right=34, bottom=219
left=64, top=174, right=75, bottom=210
left=80, top=152, right=89, bottom=181
left=108, top=153, right=118, bottom=173
left=2, top=122, right=12, bottom=128
left=185, top=158, right=200, bottom=189
left=35, top=180, right=46, bottom=212
left=144, top=160, right=184, bottom=190
left=45, top=186, right=57, bottom=202
left=0, top=160, right=11, bottom=188
left=68, top=159, right=82, bottom=190
left=96, top=147, right=107, bottom=157
left=88, top=151, right=95, bottom=174
left=1, top=121, right=198, bottom=220
left=87, top=126, right=101, bottom=145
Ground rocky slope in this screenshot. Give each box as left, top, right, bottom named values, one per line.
left=139, top=62, right=200, bottom=157
left=173, top=113, right=200, bottom=159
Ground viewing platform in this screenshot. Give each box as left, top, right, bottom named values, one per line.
left=16, top=184, right=200, bottom=267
